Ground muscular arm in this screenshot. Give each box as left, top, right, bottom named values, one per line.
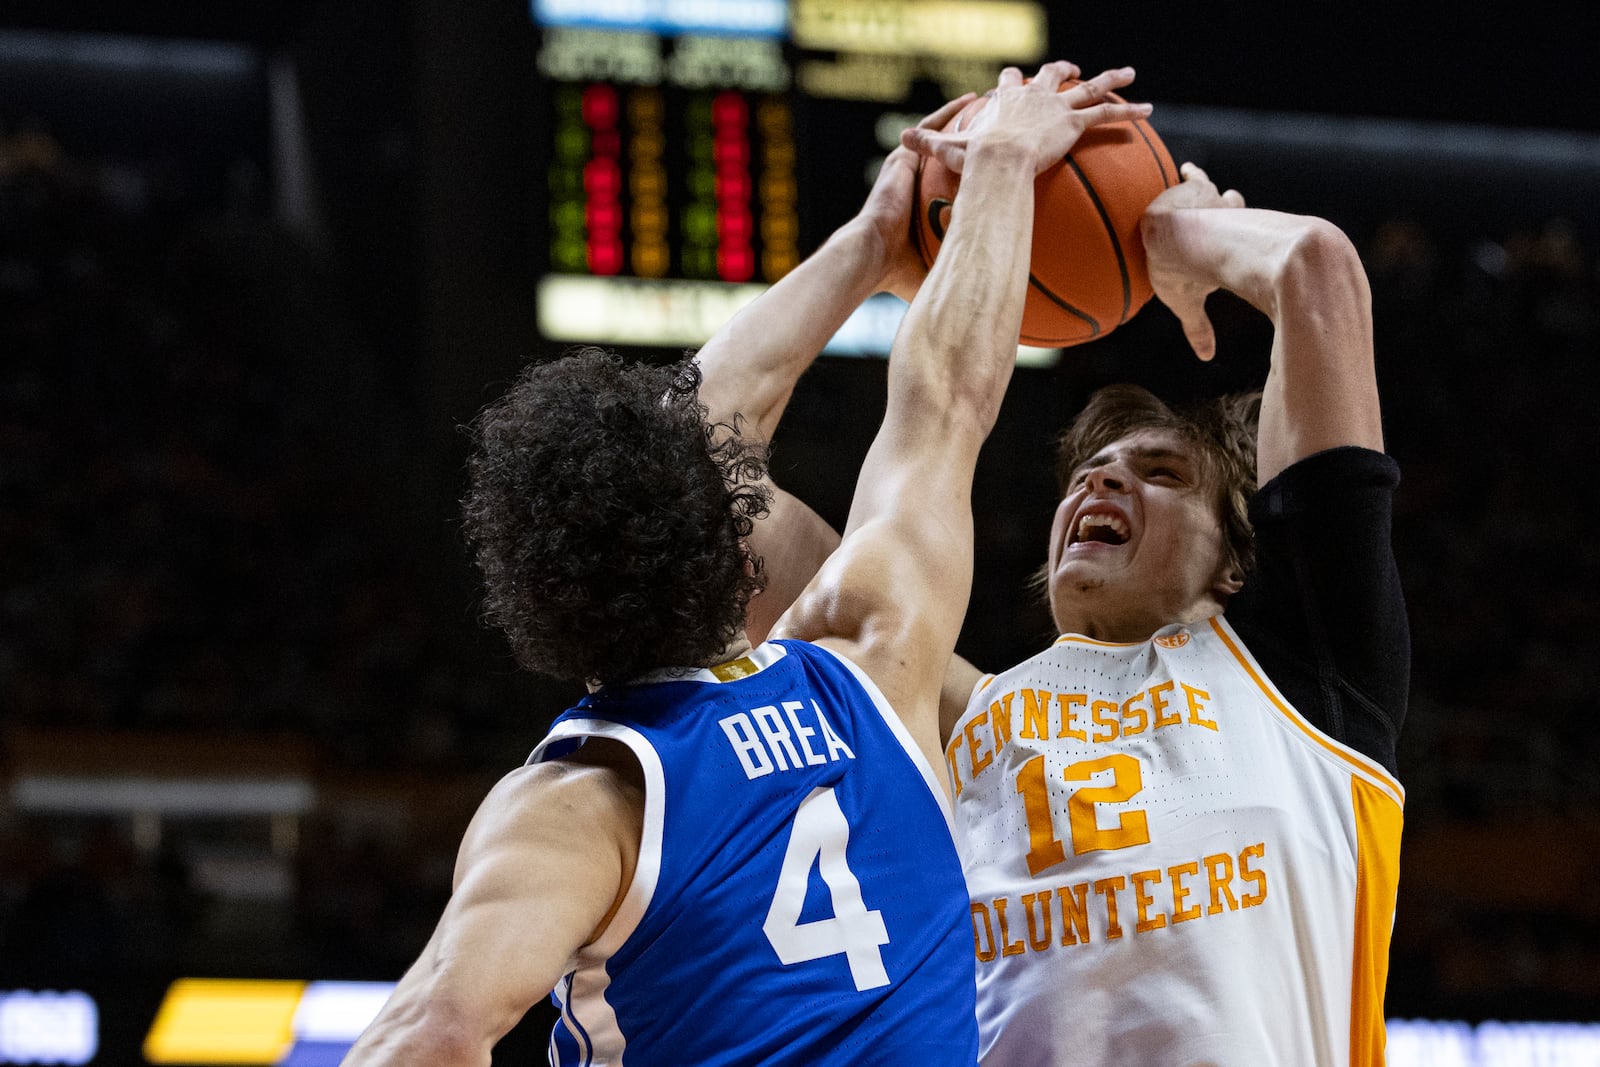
left=778, top=64, right=1152, bottom=772
left=695, top=101, right=970, bottom=644
left=341, top=745, right=641, bottom=1066
left=1141, top=169, right=1382, bottom=482
left=1144, top=168, right=1403, bottom=767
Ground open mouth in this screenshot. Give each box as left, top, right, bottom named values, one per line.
left=1070, top=511, right=1130, bottom=547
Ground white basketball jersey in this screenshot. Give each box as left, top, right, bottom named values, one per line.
left=946, top=616, right=1403, bottom=1067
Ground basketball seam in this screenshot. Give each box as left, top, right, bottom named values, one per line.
left=1063, top=154, right=1132, bottom=325
left=913, top=159, right=934, bottom=263
left=1130, top=119, right=1176, bottom=187
left=1026, top=272, right=1101, bottom=340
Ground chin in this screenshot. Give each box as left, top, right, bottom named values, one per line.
left=1048, top=572, right=1104, bottom=624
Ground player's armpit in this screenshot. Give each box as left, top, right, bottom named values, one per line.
left=774, top=510, right=970, bottom=780
left=940, top=655, right=987, bottom=745
left=341, top=753, right=642, bottom=1067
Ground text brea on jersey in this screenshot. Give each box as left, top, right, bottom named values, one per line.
left=719, top=700, right=857, bottom=779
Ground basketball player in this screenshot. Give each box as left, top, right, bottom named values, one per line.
left=705, top=102, right=1407, bottom=1067
left=340, top=61, right=1153, bottom=1066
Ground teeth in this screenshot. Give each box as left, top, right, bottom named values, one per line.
left=1077, top=512, right=1129, bottom=541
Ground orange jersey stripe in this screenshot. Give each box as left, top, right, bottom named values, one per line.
left=1207, top=617, right=1404, bottom=806
left=1349, top=776, right=1403, bottom=1065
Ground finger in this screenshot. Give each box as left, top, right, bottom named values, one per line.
left=899, top=126, right=935, bottom=155
left=879, top=144, right=917, bottom=172
left=1073, top=66, right=1136, bottom=104
left=1221, top=188, right=1246, bottom=207
left=996, top=66, right=1024, bottom=90
left=1181, top=312, right=1218, bottom=362
left=1076, top=101, right=1154, bottom=128
left=918, top=93, right=976, bottom=130
left=1175, top=161, right=1219, bottom=198
left=1031, top=60, right=1079, bottom=91
left=900, top=127, right=968, bottom=171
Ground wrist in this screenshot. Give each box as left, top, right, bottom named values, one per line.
left=1270, top=218, right=1368, bottom=319
left=831, top=214, right=901, bottom=293
left=963, top=134, right=1042, bottom=175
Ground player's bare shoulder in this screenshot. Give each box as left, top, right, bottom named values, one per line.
left=459, top=739, right=645, bottom=903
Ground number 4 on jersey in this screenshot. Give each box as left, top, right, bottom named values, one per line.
left=763, top=786, right=891, bottom=991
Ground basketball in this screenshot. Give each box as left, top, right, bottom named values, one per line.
left=913, top=82, right=1179, bottom=348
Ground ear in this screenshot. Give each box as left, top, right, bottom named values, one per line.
left=1213, top=566, right=1245, bottom=600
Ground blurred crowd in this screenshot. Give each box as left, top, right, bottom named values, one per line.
left=2, top=118, right=1598, bottom=1023
left=0, top=119, right=551, bottom=988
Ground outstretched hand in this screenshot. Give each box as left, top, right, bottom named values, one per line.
left=855, top=93, right=975, bottom=301
left=1141, top=162, right=1247, bottom=361
left=899, top=61, right=1152, bottom=176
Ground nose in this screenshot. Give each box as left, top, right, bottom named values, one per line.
left=1085, top=465, right=1126, bottom=493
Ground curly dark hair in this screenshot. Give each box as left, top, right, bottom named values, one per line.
left=1054, top=384, right=1262, bottom=582
left=461, top=348, right=771, bottom=686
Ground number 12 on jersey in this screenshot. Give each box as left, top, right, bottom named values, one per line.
left=763, top=786, right=891, bottom=991
left=1017, top=753, right=1151, bottom=876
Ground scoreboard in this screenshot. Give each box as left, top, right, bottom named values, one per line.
left=529, top=0, right=1053, bottom=353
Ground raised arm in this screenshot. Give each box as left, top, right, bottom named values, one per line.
left=775, top=63, right=1152, bottom=772
left=694, top=98, right=972, bottom=642
left=1141, top=163, right=1382, bottom=484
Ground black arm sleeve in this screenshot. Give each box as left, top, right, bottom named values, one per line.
left=1226, top=446, right=1410, bottom=776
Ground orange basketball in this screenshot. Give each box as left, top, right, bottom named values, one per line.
left=913, top=82, right=1179, bottom=348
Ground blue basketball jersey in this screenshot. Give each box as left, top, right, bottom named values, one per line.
left=529, top=639, right=978, bottom=1067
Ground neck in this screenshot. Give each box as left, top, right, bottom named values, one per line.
left=1053, top=598, right=1224, bottom=644
left=587, top=632, right=756, bottom=693
left=710, top=632, right=754, bottom=666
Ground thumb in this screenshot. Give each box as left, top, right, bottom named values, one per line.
left=1179, top=308, right=1217, bottom=362
left=900, top=127, right=968, bottom=173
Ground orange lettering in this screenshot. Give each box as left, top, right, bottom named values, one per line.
left=1150, top=680, right=1179, bottom=726
left=1203, top=852, right=1239, bottom=914
left=1182, top=682, right=1218, bottom=731
left=1120, top=690, right=1149, bottom=736
left=1021, top=892, right=1053, bottom=951
left=1093, top=876, right=1126, bottom=940
left=1019, top=688, right=1049, bottom=739
left=1057, top=693, right=1087, bottom=740
left=966, top=712, right=994, bottom=778
left=971, top=901, right=997, bottom=962
left=1169, top=861, right=1202, bottom=923
left=1131, top=868, right=1167, bottom=932
left=994, top=897, right=1026, bottom=956
left=991, top=691, right=1015, bottom=749
left=1057, top=883, right=1092, bottom=945
left=1090, top=700, right=1120, bottom=743
left=1239, top=842, right=1267, bottom=907
left=945, top=735, right=964, bottom=796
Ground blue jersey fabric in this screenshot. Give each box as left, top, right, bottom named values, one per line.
left=529, top=639, right=978, bottom=1067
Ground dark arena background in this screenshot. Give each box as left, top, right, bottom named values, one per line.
left=2, top=0, right=1598, bottom=1063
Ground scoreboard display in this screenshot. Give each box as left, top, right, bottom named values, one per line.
left=529, top=0, right=1052, bottom=352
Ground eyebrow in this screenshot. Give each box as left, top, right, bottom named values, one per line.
left=1075, top=445, right=1193, bottom=475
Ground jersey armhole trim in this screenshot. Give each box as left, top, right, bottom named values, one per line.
left=530, top=719, right=666, bottom=961
left=1208, top=616, right=1405, bottom=806
left=806, top=641, right=957, bottom=831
